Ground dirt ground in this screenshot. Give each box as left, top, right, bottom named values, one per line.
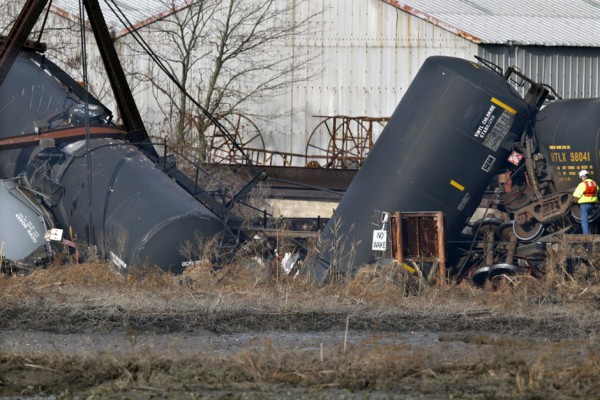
left=0, top=261, right=599, bottom=399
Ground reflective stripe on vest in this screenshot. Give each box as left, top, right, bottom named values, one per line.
left=584, top=179, right=598, bottom=196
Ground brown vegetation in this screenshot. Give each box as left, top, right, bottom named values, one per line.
left=1, top=254, right=600, bottom=399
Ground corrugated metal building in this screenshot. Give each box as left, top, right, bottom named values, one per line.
left=3, top=0, right=600, bottom=165
left=386, top=0, right=600, bottom=99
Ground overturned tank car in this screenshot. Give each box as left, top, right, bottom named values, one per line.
left=306, top=56, right=592, bottom=285
left=0, top=45, right=236, bottom=273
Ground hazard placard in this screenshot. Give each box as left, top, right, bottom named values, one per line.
left=508, top=151, right=523, bottom=166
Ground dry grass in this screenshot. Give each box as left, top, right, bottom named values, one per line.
left=1, top=249, right=600, bottom=398
left=0, top=251, right=598, bottom=334
left=1, top=247, right=600, bottom=309
left=1, top=329, right=599, bottom=399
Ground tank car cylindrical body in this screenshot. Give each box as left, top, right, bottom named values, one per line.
left=311, top=56, right=534, bottom=282
left=25, top=139, right=232, bottom=274
left=535, top=99, right=600, bottom=192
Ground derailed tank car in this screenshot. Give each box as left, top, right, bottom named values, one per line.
left=24, top=138, right=235, bottom=274
left=0, top=179, right=54, bottom=271
left=0, top=49, right=236, bottom=274
left=536, top=99, right=600, bottom=191
left=309, top=56, right=548, bottom=283
left=456, top=97, right=600, bottom=285
left=504, top=98, right=600, bottom=236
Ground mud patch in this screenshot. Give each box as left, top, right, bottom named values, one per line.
left=1, top=317, right=599, bottom=399
left=1, top=262, right=600, bottom=398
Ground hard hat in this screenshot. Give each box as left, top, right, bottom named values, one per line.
left=579, top=169, right=589, bottom=178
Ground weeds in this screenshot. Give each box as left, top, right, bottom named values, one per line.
left=2, top=333, right=599, bottom=398
left=1, top=241, right=600, bottom=398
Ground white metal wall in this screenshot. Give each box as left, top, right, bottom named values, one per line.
left=104, top=0, right=479, bottom=166
left=251, top=0, right=479, bottom=165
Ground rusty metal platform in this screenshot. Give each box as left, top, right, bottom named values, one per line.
left=206, top=164, right=356, bottom=201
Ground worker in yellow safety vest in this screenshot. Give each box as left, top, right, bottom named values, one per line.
left=573, top=169, right=598, bottom=234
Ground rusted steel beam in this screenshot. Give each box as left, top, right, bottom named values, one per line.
left=206, top=163, right=355, bottom=200
left=435, top=211, right=446, bottom=283
left=392, top=212, right=404, bottom=265
left=0, top=126, right=126, bottom=149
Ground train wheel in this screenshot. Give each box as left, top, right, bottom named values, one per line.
left=474, top=217, right=502, bottom=239
left=570, top=203, right=600, bottom=223
left=488, top=263, right=517, bottom=290
left=514, top=241, right=548, bottom=277
left=471, top=266, right=490, bottom=287
left=513, top=219, right=544, bottom=241
left=489, top=263, right=517, bottom=280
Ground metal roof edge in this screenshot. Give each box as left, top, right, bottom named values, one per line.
left=484, top=41, right=600, bottom=48
left=50, top=5, right=81, bottom=26
left=381, top=0, right=485, bottom=44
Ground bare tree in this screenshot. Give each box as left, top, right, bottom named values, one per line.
left=123, top=0, right=319, bottom=162
left=0, top=0, right=25, bottom=36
